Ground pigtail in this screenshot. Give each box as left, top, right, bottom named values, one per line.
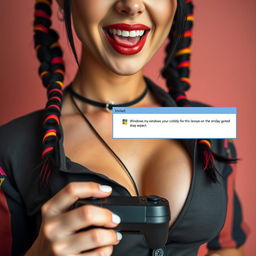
left=161, top=0, right=238, bottom=183
left=34, top=0, right=65, bottom=182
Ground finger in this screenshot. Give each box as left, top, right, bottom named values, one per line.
left=52, top=229, right=121, bottom=255
left=42, top=182, right=112, bottom=218
left=54, top=205, right=121, bottom=237
left=44, top=205, right=121, bottom=240
left=68, top=245, right=114, bottom=256
left=78, top=245, right=114, bottom=256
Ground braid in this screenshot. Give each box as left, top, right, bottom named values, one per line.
left=162, top=0, right=193, bottom=106
left=33, top=0, right=238, bottom=184
left=34, top=0, right=65, bottom=182
left=161, top=0, right=233, bottom=183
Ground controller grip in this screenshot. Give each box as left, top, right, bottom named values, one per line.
left=144, top=223, right=169, bottom=249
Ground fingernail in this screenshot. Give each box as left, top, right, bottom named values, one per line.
left=117, top=232, right=122, bottom=240
left=112, top=213, right=121, bottom=224
left=99, top=185, right=112, bottom=193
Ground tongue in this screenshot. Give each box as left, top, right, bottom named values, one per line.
left=112, top=34, right=141, bottom=46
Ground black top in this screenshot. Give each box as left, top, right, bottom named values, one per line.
left=0, top=76, right=249, bottom=256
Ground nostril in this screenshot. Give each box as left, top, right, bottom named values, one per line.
left=121, top=10, right=133, bottom=14
left=120, top=8, right=139, bottom=16
left=115, top=0, right=145, bottom=16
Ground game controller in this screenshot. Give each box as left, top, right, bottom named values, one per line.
left=71, top=195, right=170, bottom=249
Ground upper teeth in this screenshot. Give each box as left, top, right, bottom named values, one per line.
left=108, top=28, right=145, bottom=37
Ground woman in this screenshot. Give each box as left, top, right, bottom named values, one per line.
left=0, top=0, right=249, bottom=255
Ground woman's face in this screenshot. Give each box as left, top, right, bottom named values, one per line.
left=70, top=0, right=177, bottom=75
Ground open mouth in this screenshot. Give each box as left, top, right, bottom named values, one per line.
left=103, top=28, right=150, bottom=46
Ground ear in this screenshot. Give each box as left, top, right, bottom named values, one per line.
left=56, top=0, right=64, bottom=9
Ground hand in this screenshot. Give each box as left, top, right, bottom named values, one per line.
left=25, top=182, right=122, bottom=256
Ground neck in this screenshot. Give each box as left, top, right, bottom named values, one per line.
left=71, top=46, right=147, bottom=105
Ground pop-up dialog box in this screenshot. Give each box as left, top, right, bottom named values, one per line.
left=112, top=107, right=237, bottom=139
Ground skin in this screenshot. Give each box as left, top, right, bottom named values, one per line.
left=58, top=0, right=177, bottom=114
left=25, top=1, right=178, bottom=255
left=207, top=247, right=244, bottom=256
left=26, top=0, right=245, bottom=255
left=25, top=182, right=121, bottom=256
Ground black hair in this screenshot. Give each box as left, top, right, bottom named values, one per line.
left=34, top=0, right=239, bottom=183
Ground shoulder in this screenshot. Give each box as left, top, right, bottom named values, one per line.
left=0, top=109, right=45, bottom=132
left=0, top=109, right=45, bottom=175
left=0, top=109, right=45, bottom=147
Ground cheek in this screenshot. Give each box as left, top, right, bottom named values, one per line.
left=71, top=0, right=112, bottom=49
left=153, top=0, right=177, bottom=28
left=146, top=0, right=177, bottom=60
left=72, top=0, right=110, bottom=29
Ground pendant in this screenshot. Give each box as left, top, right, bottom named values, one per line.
left=105, top=101, right=115, bottom=112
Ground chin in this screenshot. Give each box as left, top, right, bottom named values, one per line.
left=113, top=69, right=140, bottom=76
left=109, top=61, right=144, bottom=76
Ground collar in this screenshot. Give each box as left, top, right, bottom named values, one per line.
left=57, top=76, right=197, bottom=173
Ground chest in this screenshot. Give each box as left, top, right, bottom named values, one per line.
left=61, top=114, right=192, bottom=197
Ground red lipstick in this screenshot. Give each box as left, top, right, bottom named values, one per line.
left=102, top=23, right=151, bottom=55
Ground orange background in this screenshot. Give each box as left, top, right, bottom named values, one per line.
left=0, top=0, right=255, bottom=255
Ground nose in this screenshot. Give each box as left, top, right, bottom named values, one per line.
left=115, top=0, right=145, bottom=17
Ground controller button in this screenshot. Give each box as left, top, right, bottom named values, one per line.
left=147, top=196, right=160, bottom=202
left=152, top=248, right=165, bottom=256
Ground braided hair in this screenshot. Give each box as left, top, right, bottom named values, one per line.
left=33, top=0, right=238, bottom=183
left=34, top=0, right=65, bottom=182
left=161, top=0, right=238, bottom=182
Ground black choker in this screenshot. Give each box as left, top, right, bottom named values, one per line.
left=68, top=84, right=148, bottom=112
